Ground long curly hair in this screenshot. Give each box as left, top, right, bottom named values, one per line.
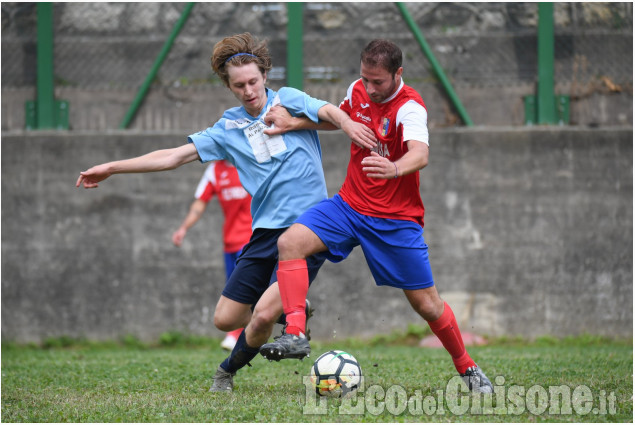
left=211, top=32, right=273, bottom=86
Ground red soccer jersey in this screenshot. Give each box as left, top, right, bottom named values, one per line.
left=339, top=79, right=428, bottom=226
left=195, top=160, right=252, bottom=253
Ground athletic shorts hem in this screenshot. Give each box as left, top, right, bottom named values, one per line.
left=375, top=280, right=435, bottom=290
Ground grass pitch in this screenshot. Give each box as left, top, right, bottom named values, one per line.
left=1, top=335, right=632, bottom=422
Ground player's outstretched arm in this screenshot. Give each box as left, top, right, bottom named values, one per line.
left=263, top=105, right=336, bottom=135
left=76, top=143, right=200, bottom=189
left=317, top=104, right=377, bottom=150
left=264, top=104, right=377, bottom=150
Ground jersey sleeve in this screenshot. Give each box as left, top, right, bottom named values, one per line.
left=277, top=87, right=328, bottom=123
left=194, top=163, right=217, bottom=202
left=339, top=80, right=358, bottom=114
left=396, top=100, right=429, bottom=145
left=187, top=121, right=228, bottom=163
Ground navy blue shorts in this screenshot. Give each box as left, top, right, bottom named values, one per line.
left=295, top=195, right=435, bottom=290
left=223, top=249, right=242, bottom=282
left=221, top=228, right=326, bottom=305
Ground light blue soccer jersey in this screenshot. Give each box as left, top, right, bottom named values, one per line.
left=188, top=87, right=329, bottom=230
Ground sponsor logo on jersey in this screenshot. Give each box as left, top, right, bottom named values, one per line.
left=360, top=103, right=370, bottom=109
left=356, top=111, right=371, bottom=123
left=372, top=142, right=391, bottom=158
left=221, top=187, right=249, bottom=200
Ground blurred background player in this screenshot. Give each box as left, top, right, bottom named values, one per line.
left=172, top=160, right=252, bottom=351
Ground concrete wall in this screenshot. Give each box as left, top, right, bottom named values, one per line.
left=1, top=127, right=632, bottom=342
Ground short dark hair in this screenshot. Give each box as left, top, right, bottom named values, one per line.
left=360, top=39, right=403, bottom=76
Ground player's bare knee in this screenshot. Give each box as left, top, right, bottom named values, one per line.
left=249, top=309, right=277, bottom=334
left=416, top=296, right=444, bottom=321
left=277, top=229, right=302, bottom=259
left=213, top=313, right=235, bottom=332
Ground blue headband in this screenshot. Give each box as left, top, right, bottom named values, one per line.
left=225, top=53, right=257, bottom=64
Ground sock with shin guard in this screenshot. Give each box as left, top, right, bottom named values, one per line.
left=277, top=259, right=309, bottom=336
left=220, top=329, right=260, bottom=374
left=427, top=302, right=476, bottom=374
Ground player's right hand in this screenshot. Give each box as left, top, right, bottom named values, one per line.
left=342, top=120, right=377, bottom=150
left=172, top=228, right=186, bottom=247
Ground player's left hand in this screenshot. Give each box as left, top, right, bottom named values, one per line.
left=361, top=151, right=397, bottom=179
left=263, top=105, right=296, bottom=136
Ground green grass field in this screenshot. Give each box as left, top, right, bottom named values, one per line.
left=1, top=334, right=632, bottom=422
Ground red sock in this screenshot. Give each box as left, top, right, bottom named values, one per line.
left=277, top=259, right=309, bottom=336
left=227, top=328, right=243, bottom=340
left=427, top=302, right=476, bottom=374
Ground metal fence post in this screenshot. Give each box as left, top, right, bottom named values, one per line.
left=119, top=2, right=195, bottom=129
left=36, top=2, right=55, bottom=129
left=537, top=2, right=556, bottom=124
left=26, top=2, right=69, bottom=130
left=396, top=2, right=473, bottom=126
left=286, top=3, right=303, bottom=90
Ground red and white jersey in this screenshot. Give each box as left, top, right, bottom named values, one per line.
left=339, top=79, right=429, bottom=226
left=195, top=160, right=252, bottom=253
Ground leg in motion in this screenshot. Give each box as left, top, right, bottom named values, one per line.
left=210, top=285, right=282, bottom=392
left=260, top=224, right=326, bottom=361
left=404, top=287, right=493, bottom=393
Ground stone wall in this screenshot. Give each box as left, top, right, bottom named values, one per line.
left=1, top=127, right=632, bottom=342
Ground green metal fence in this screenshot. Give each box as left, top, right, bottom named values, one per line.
left=1, top=2, right=632, bottom=129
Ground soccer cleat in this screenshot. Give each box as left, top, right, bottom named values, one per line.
left=209, top=366, right=235, bottom=392
left=460, top=365, right=493, bottom=393
left=259, top=333, right=311, bottom=361
left=220, top=335, right=238, bottom=351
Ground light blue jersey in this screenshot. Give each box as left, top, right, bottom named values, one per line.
left=188, top=87, right=329, bottom=230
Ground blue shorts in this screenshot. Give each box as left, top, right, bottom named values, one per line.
left=295, top=195, right=435, bottom=290
left=221, top=228, right=326, bottom=305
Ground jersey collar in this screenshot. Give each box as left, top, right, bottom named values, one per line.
left=381, top=79, right=404, bottom=104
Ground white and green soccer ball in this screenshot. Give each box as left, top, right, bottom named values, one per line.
left=310, top=350, right=362, bottom=398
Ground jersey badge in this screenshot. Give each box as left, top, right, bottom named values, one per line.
left=379, top=117, right=390, bottom=137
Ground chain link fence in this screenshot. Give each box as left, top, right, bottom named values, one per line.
left=1, top=2, right=632, bottom=128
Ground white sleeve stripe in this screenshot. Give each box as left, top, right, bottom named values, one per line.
left=194, top=163, right=216, bottom=199
left=396, top=100, right=429, bottom=145
left=342, top=79, right=359, bottom=109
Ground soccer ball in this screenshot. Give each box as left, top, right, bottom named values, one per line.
left=310, top=350, right=362, bottom=398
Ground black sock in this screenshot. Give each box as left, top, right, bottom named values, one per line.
left=219, top=329, right=260, bottom=374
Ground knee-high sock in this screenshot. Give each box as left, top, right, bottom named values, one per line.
left=277, top=259, right=309, bottom=336
left=427, top=302, right=476, bottom=374
left=220, top=329, right=259, bottom=374
left=226, top=328, right=243, bottom=340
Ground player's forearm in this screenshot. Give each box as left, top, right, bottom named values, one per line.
left=180, top=200, right=206, bottom=230
left=319, top=104, right=377, bottom=150
left=394, top=142, right=429, bottom=177
left=108, top=147, right=195, bottom=174
left=287, top=115, right=337, bottom=131
left=317, top=104, right=349, bottom=130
